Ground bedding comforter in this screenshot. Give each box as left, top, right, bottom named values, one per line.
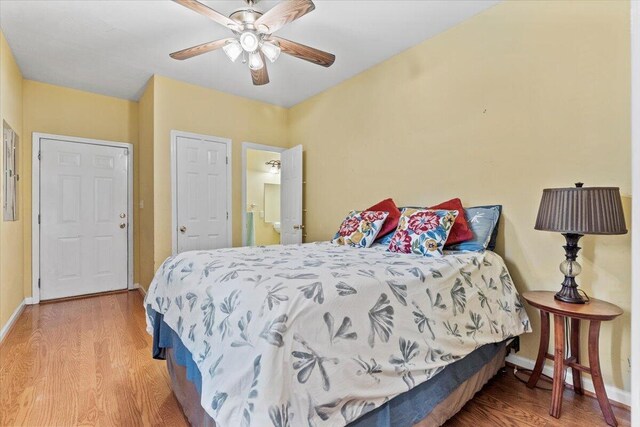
left=145, top=242, right=531, bottom=427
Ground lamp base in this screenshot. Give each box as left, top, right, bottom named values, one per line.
left=554, top=280, right=586, bottom=304
left=554, top=233, right=586, bottom=304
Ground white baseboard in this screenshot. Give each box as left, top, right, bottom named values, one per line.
left=134, top=283, right=146, bottom=296
left=0, top=299, right=26, bottom=343
left=24, top=297, right=35, bottom=305
left=506, top=353, right=630, bottom=407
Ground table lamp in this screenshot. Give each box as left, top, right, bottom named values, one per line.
left=534, top=183, right=627, bottom=304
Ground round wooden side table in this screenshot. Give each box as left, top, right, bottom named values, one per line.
left=522, top=291, right=623, bottom=427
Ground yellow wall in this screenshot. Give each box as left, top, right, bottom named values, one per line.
left=138, top=78, right=155, bottom=289
left=149, top=76, right=288, bottom=276
left=289, top=1, right=632, bottom=392
left=22, top=80, right=140, bottom=297
left=0, top=31, right=24, bottom=329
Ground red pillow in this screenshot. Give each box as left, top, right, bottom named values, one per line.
left=366, top=198, right=401, bottom=238
left=429, top=198, right=473, bottom=245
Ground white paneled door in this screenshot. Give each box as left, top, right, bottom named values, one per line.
left=40, top=139, right=129, bottom=300
left=280, top=145, right=303, bottom=245
left=175, top=134, right=229, bottom=253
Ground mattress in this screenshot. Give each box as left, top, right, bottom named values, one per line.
left=145, top=242, right=530, bottom=426
left=156, top=312, right=507, bottom=427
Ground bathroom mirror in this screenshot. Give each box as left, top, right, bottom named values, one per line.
left=264, top=183, right=280, bottom=223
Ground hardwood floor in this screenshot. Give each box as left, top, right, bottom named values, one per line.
left=0, top=290, right=188, bottom=426
left=0, top=291, right=631, bottom=427
left=445, top=371, right=631, bottom=427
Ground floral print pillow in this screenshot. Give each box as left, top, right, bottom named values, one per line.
left=332, top=210, right=389, bottom=248
left=388, top=208, right=458, bottom=257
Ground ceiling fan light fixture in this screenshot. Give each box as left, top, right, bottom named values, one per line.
left=240, top=31, right=260, bottom=52
left=260, top=41, right=281, bottom=63
left=222, top=39, right=243, bottom=62
left=248, top=51, right=264, bottom=70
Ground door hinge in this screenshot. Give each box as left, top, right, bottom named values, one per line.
left=124, top=149, right=129, bottom=156
left=37, top=151, right=41, bottom=160
left=226, top=212, right=229, bottom=220
left=226, top=156, right=229, bottom=165
left=38, top=214, right=41, bottom=224
left=38, top=278, right=41, bottom=289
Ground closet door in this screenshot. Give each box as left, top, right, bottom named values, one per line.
left=175, top=135, right=230, bottom=253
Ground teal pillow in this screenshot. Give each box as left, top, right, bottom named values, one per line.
left=377, top=231, right=394, bottom=246
left=446, top=205, right=501, bottom=252
left=483, top=205, right=502, bottom=251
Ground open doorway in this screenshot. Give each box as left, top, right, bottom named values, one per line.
left=242, top=143, right=285, bottom=246
left=242, top=142, right=304, bottom=247
left=246, top=149, right=281, bottom=246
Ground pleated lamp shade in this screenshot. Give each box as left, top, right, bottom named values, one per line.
left=535, top=185, right=627, bottom=235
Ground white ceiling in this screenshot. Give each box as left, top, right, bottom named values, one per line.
left=0, top=0, right=497, bottom=107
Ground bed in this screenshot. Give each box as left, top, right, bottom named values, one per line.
left=145, top=242, right=531, bottom=427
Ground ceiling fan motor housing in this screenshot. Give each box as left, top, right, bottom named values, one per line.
left=230, top=8, right=263, bottom=30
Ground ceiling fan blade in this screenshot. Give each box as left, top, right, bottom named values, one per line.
left=251, top=54, right=270, bottom=86
left=173, top=0, right=240, bottom=31
left=270, top=36, right=335, bottom=67
left=254, top=0, right=315, bottom=34
left=170, top=38, right=234, bottom=60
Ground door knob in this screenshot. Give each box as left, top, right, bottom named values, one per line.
left=119, top=223, right=126, bottom=229
left=293, top=224, right=305, bottom=230
left=179, top=226, right=187, bottom=233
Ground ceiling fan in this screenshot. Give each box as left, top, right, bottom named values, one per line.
left=170, top=0, right=336, bottom=86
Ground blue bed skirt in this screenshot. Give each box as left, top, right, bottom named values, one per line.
left=150, top=309, right=505, bottom=426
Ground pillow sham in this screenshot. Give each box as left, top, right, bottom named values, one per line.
left=446, top=205, right=501, bottom=252
left=366, top=198, right=402, bottom=241
left=429, top=198, right=474, bottom=245
left=332, top=210, right=389, bottom=248
left=388, top=208, right=458, bottom=257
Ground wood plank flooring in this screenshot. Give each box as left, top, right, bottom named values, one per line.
left=0, top=290, right=188, bottom=426
left=0, top=291, right=631, bottom=427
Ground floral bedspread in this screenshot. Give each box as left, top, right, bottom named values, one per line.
left=145, top=242, right=531, bottom=427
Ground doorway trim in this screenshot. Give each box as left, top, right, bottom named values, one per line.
left=170, top=130, right=233, bottom=255
left=241, top=142, right=286, bottom=246
left=31, top=132, right=134, bottom=304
